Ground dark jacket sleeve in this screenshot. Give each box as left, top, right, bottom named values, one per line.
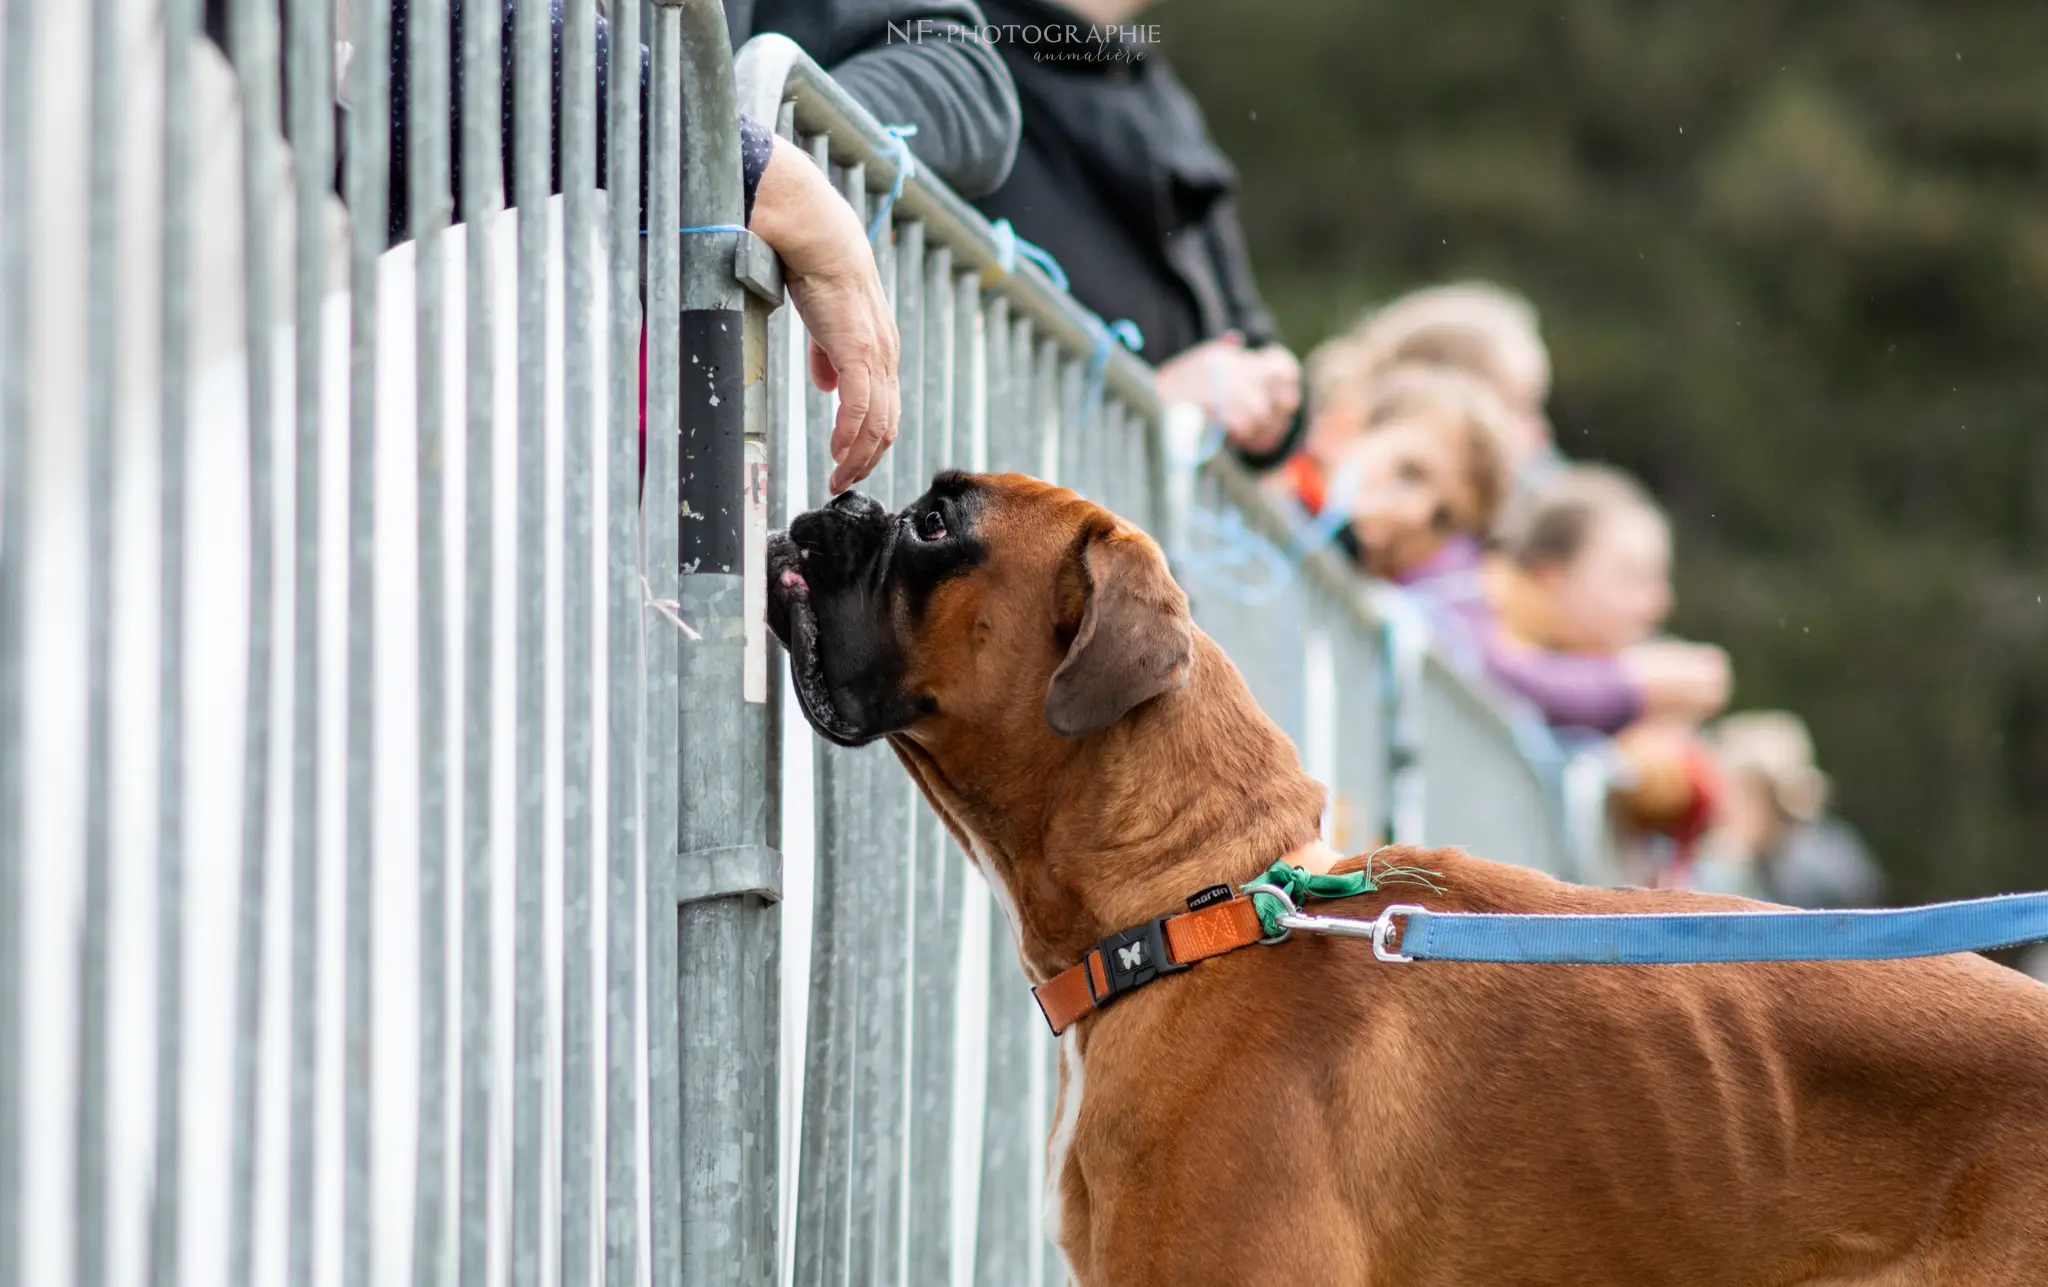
left=1197, top=198, right=1306, bottom=471
left=747, top=0, right=1020, bottom=197
left=1202, top=197, right=1280, bottom=348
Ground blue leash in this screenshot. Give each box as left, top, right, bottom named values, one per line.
left=1276, top=892, right=2048, bottom=965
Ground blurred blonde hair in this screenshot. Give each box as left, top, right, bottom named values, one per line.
left=1359, top=363, right=1515, bottom=535
left=1712, top=711, right=1831, bottom=822
left=1310, top=281, right=1550, bottom=419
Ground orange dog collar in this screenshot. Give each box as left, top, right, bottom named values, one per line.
left=1031, top=892, right=1271, bottom=1036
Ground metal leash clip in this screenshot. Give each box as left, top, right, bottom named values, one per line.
left=1252, top=899, right=1424, bottom=963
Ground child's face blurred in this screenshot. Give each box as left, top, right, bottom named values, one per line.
left=1535, top=505, right=1672, bottom=652
left=1331, top=418, right=1475, bottom=578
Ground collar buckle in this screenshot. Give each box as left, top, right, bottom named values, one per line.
left=1085, top=914, right=1191, bottom=1008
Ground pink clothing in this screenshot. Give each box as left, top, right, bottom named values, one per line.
left=1395, top=537, right=1644, bottom=735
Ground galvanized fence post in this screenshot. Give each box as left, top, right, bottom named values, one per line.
left=343, top=1, right=392, bottom=1281
left=151, top=0, right=196, bottom=1280
left=0, top=2, right=32, bottom=1281
left=664, top=3, right=782, bottom=1284
left=77, top=0, right=129, bottom=1281
left=223, top=4, right=284, bottom=1285
left=507, top=0, right=558, bottom=1281
left=557, top=2, right=601, bottom=1284
left=457, top=0, right=504, bottom=1279
left=407, top=0, right=454, bottom=1283
left=605, top=0, right=648, bottom=1278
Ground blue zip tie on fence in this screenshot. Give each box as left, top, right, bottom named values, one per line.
left=989, top=218, right=1070, bottom=293
left=1284, top=455, right=1370, bottom=562
left=1387, top=891, right=2048, bottom=965
left=867, top=124, right=918, bottom=243
left=1081, top=317, right=1144, bottom=427
left=1175, top=506, right=1296, bottom=607
left=644, top=224, right=748, bottom=236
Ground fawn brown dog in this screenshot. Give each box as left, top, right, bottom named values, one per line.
left=765, top=471, right=2048, bottom=1286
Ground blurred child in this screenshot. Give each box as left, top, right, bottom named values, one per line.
left=1690, top=711, right=1886, bottom=907
left=1489, top=465, right=1734, bottom=876
left=1489, top=465, right=1730, bottom=733
left=1304, top=281, right=1555, bottom=476
left=1279, top=364, right=1512, bottom=669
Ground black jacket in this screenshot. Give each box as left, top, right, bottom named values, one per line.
left=969, top=1, right=1301, bottom=468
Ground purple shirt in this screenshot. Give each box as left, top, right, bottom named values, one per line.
left=1395, top=537, right=1644, bottom=735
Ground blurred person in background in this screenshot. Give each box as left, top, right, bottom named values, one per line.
left=1303, top=281, right=1557, bottom=483
left=1489, top=465, right=1730, bottom=736
left=1690, top=711, right=1886, bottom=908
left=1276, top=363, right=1513, bottom=672
left=1489, top=465, right=1733, bottom=880
left=969, top=0, right=1306, bottom=469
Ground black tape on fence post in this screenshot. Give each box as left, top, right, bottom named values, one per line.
left=680, top=306, right=744, bottom=574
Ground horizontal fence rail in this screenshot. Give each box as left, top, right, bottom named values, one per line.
left=0, top=9, right=1609, bottom=1287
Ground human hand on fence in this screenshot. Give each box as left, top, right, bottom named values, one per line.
left=750, top=135, right=902, bottom=493
left=1623, top=639, right=1733, bottom=725
left=1155, top=334, right=1302, bottom=457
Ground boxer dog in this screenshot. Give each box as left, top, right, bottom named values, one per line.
left=766, top=471, right=2048, bottom=1286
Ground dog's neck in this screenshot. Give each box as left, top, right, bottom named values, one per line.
left=893, top=633, right=1327, bottom=982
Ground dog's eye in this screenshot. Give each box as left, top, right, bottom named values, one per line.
left=917, top=508, right=948, bottom=542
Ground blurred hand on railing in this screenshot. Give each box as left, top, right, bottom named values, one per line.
left=750, top=135, right=902, bottom=493
left=1154, top=333, right=1302, bottom=459
left=1622, top=639, right=1733, bottom=725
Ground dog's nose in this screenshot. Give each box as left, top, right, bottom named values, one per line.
left=824, top=490, right=885, bottom=522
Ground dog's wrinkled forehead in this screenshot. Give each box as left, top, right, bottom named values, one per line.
left=934, top=470, right=1107, bottom=574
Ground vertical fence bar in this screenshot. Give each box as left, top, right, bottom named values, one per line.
left=344, top=0, right=392, bottom=1280
left=835, top=164, right=888, bottom=1287
left=1029, top=337, right=1063, bottom=1287
left=668, top=0, right=790, bottom=1260
left=643, top=3, right=684, bottom=1281
left=152, top=0, right=197, bottom=1281
left=738, top=285, right=783, bottom=1287
left=0, top=0, right=33, bottom=1280
left=227, top=2, right=281, bottom=1283
left=76, top=0, right=126, bottom=1280
left=749, top=109, right=801, bottom=1287
left=286, top=0, right=337, bottom=1281
left=904, top=244, right=960, bottom=1287
left=511, top=0, right=550, bottom=1282
left=975, top=310, right=1035, bottom=1287
left=602, top=0, right=645, bottom=1280
left=793, top=147, right=859, bottom=1287
left=409, top=0, right=453, bottom=1281
left=1381, top=614, right=1426, bottom=846
left=459, top=0, right=504, bottom=1276
left=733, top=129, right=786, bottom=1287
left=975, top=939, right=1031, bottom=1287
left=858, top=213, right=925, bottom=1287
left=1056, top=356, right=1082, bottom=491
left=559, top=0, right=599, bottom=1281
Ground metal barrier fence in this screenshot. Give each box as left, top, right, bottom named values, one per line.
left=0, top=6, right=1607, bottom=1287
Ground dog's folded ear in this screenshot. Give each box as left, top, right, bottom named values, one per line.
left=1044, top=519, right=1194, bottom=738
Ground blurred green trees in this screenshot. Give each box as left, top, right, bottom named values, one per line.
left=1166, top=0, right=2048, bottom=898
